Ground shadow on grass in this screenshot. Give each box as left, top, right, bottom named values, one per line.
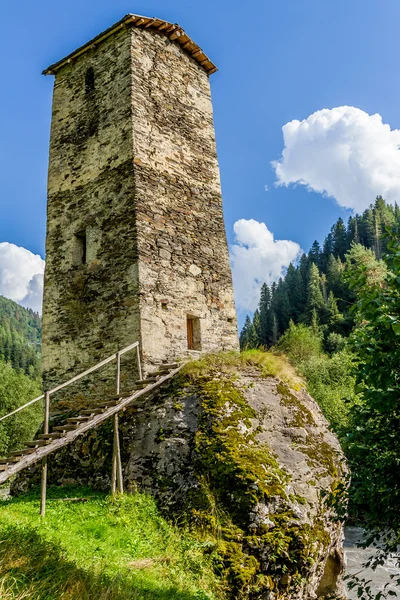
left=0, top=526, right=210, bottom=600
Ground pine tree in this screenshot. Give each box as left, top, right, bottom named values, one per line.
left=252, top=310, right=261, bottom=347
left=332, top=217, right=348, bottom=260
left=285, top=263, right=305, bottom=321
left=309, top=240, right=322, bottom=267
left=240, top=316, right=254, bottom=349
left=305, top=263, right=325, bottom=323
left=259, top=284, right=272, bottom=346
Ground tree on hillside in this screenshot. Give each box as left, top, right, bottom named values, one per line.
left=332, top=217, right=348, bottom=260
left=305, top=263, right=326, bottom=323
left=259, top=283, right=272, bottom=346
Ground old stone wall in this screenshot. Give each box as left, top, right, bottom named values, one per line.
left=129, top=28, right=239, bottom=367
left=42, top=22, right=239, bottom=409
left=42, top=28, right=140, bottom=405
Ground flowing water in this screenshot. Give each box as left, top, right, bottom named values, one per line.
left=344, top=527, right=400, bottom=598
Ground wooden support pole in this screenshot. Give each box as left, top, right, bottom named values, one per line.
left=115, top=414, right=123, bottom=494
left=136, top=345, right=143, bottom=381
left=111, top=352, right=123, bottom=495
left=40, top=391, right=50, bottom=517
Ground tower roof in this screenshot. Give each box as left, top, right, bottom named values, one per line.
left=43, top=14, right=218, bottom=77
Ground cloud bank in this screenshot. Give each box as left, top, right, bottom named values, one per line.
left=230, top=219, right=302, bottom=312
left=273, top=106, right=400, bottom=212
left=0, top=243, right=45, bottom=314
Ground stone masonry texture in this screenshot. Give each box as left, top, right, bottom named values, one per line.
left=42, top=22, right=239, bottom=405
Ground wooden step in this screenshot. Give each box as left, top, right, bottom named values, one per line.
left=10, top=448, right=35, bottom=457
left=0, top=457, right=19, bottom=464
left=0, top=464, right=9, bottom=471
left=39, top=433, right=64, bottom=440
left=135, top=378, right=157, bottom=386
left=53, top=424, right=78, bottom=432
left=25, top=439, right=51, bottom=448
left=80, top=408, right=104, bottom=416
left=97, top=399, right=121, bottom=408
left=66, top=416, right=92, bottom=423
left=160, top=363, right=178, bottom=370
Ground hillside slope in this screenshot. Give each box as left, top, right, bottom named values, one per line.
left=0, top=295, right=41, bottom=377
left=0, top=487, right=221, bottom=600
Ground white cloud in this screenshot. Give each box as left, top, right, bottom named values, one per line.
left=272, top=106, right=400, bottom=212
left=0, top=243, right=45, bottom=314
left=230, top=219, right=302, bottom=312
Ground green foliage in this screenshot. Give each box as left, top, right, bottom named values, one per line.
left=0, top=360, right=42, bottom=456
left=277, top=322, right=357, bottom=433
left=0, top=487, right=221, bottom=600
left=277, top=321, right=322, bottom=364
left=299, top=350, right=357, bottom=432
left=0, top=296, right=41, bottom=378
left=345, top=233, right=400, bottom=541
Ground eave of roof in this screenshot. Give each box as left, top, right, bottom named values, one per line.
left=43, top=14, right=218, bottom=77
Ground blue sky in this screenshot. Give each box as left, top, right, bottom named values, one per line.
left=2, top=0, right=400, bottom=318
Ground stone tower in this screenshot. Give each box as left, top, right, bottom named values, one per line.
left=42, top=14, right=239, bottom=392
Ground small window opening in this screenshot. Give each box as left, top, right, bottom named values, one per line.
left=85, top=67, right=95, bottom=95
left=187, top=316, right=201, bottom=351
left=74, top=230, right=87, bottom=265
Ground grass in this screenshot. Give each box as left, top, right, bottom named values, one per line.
left=180, top=349, right=304, bottom=391
left=0, top=486, right=222, bottom=600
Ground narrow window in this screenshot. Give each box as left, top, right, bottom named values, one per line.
left=85, top=67, right=95, bottom=95
left=187, top=316, right=201, bottom=351
left=74, top=230, right=87, bottom=265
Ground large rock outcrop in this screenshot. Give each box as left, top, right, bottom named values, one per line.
left=14, top=352, right=347, bottom=599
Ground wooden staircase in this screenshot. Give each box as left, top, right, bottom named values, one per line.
left=0, top=360, right=181, bottom=486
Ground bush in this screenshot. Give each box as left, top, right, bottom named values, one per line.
left=299, top=351, right=358, bottom=432
left=277, top=321, right=322, bottom=363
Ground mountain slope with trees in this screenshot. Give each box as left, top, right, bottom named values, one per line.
left=0, top=295, right=41, bottom=378
left=0, top=296, right=42, bottom=455
left=240, top=196, right=399, bottom=352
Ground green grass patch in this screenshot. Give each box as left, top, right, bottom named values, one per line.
left=180, top=349, right=304, bottom=391
left=0, top=486, right=222, bottom=600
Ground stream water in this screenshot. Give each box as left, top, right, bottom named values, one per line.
left=344, top=527, right=400, bottom=598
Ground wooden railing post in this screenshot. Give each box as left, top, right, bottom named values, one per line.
left=136, top=345, right=143, bottom=381
left=40, top=391, right=50, bottom=517
left=111, top=352, right=123, bottom=495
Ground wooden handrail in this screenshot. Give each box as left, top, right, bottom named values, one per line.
left=0, top=341, right=141, bottom=424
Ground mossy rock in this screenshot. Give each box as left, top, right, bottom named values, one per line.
left=15, top=351, right=348, bottom=599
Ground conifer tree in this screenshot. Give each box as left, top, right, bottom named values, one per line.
left=239, top=316, right=254, bottom=349
left=305, top=263, right=325, bottom=323
left=309, top=240, right=322, bottom=267
left=285, top=263, right=305, bottom=321
left=252, top=310, right=261, bottom=346
left=259, top=283, right=272, bottom=346
left=332, top=217, right=348, bottom=260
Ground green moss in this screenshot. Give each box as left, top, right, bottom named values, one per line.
left=277, top=381, right=315, bottom=428
left=151, top=353, right=345, bottom=598
left=164, top=357, right=338, bottom=598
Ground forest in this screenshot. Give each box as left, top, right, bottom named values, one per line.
left=240, top=196, right=399, bottom=352
left=0, top=297, right=42, bottom=456
left=0, top=296, right=41, bottom=378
